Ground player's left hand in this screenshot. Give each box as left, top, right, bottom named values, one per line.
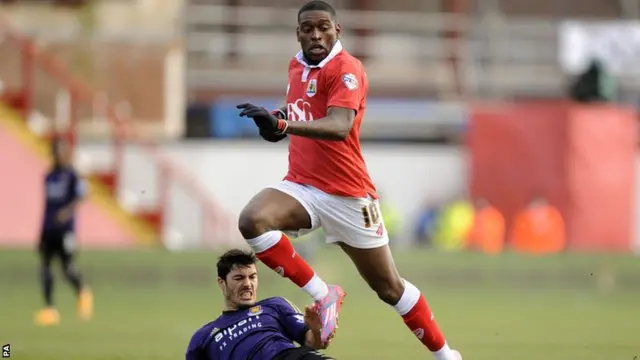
left=237, top=103, right=288, bottom=134
left=304, top=304, right=331, bottom=349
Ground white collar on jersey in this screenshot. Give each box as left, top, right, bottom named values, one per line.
left=295, top=40, right=343, bottom=69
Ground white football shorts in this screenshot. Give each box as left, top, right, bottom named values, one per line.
left=266, top=180, right=389, bottom=249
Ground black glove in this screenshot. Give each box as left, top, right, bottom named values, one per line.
left=260, top=128, right=287, bottom=142
left=237, top=103, right=287, bottom=134
left=237, top=103, right=289, bottom=142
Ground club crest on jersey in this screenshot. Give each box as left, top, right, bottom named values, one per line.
left=342, top=73, right=358, bottom=91
left=306, top=79, right=317, bottom=97
left=248, top=305, right=263, bottom=316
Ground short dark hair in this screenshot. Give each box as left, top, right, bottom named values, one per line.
left=217, top=249, right=257, bottom=281
left=298, top=0, right=336, bottom=22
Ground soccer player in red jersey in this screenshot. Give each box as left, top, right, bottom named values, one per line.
left=236, top=2, right=462, bottom=359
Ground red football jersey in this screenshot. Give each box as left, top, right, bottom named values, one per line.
left=283, top=41, right=377, bottom=199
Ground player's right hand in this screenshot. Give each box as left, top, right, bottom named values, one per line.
left=260, top=108, right=288, bottom=142
left=237, top=103, right=288, bottom=135
left=259, top=128, right=287, bottom=143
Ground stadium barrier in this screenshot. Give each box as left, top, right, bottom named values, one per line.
left=192, top=96, right=468, bottom=141
left=469, top=101, right=638, bottom=252
left=76, top=141, right=469, bottom=248
left=77, top=134, right=640, bottom=253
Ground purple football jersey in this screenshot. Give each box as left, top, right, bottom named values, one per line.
left=42, top=167, right=86, bottom=233
left=186, top=297, right=309, bottom=360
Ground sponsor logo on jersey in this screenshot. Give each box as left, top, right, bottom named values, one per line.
left=287, top=99, right=314, bottom=122
left=46, top=175, right=71, bottom=199
left=213, top=316, right=263, bottom=349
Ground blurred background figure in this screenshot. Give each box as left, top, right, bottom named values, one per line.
left=509, top=196, right=567, bottom=255
left=466, top=197, right=505, bottom=255
left=378, top=192, right=402, bottom=244
left=0, top=0, right=639, bottom=359
left=431, top=195, right=474, bottom=252
left=413, top=198, right=445, bottom=247
left=36, top=139, right=93, bottom=327
left=568, top=58, right=618, bottom=103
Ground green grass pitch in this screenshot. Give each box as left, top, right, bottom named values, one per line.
left=1, top=246, right=639, bottom=359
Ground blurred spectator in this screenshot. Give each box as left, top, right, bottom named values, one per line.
left=569, top=58, right=618, bottom=103
left=413, top=199, right=444, bottom=246
left=466, top=198, right=505, bottom=255
left=432, top=196, right=474, bottom=252
left=509, top=196, right=566, bottom=254
left=379, top=197, right=401, bottom=243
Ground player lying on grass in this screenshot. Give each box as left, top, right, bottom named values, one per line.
left=235, top=1, right=461, bottom=359
left=186, top=249, right=335, bottom=360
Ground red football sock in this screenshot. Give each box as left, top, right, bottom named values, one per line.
left=255, top=233, right=315, bottom=288
left=402, top=294, right=446, bottom=351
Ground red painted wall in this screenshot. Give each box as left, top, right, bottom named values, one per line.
left=468, top=102, right=637, bottom=252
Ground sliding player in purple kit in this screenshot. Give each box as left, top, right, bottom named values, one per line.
left=186, top=249, right=335, bottom=360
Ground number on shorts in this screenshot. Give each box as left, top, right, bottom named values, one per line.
left=361, top=202, right=381, bottom=228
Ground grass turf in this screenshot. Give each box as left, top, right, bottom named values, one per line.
left=1, top=247, right=639, bottom=359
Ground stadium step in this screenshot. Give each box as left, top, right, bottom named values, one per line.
left=93, top=171, right=118, bottom=195
left=134, top=209, right=163, bottom=233
left=0, top=90, right=26, bottom=110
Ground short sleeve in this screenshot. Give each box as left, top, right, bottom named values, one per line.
left=185, top=347, right=205, bottom=360
left=326, top=60, right=363, bottom=111
left=185, top=328, right=208, bottom=360
left=75, top=178, right=87, bottom=199
left=67, top=171, right=87, bottom=200
left=275, top=298, right=308, bottom=345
